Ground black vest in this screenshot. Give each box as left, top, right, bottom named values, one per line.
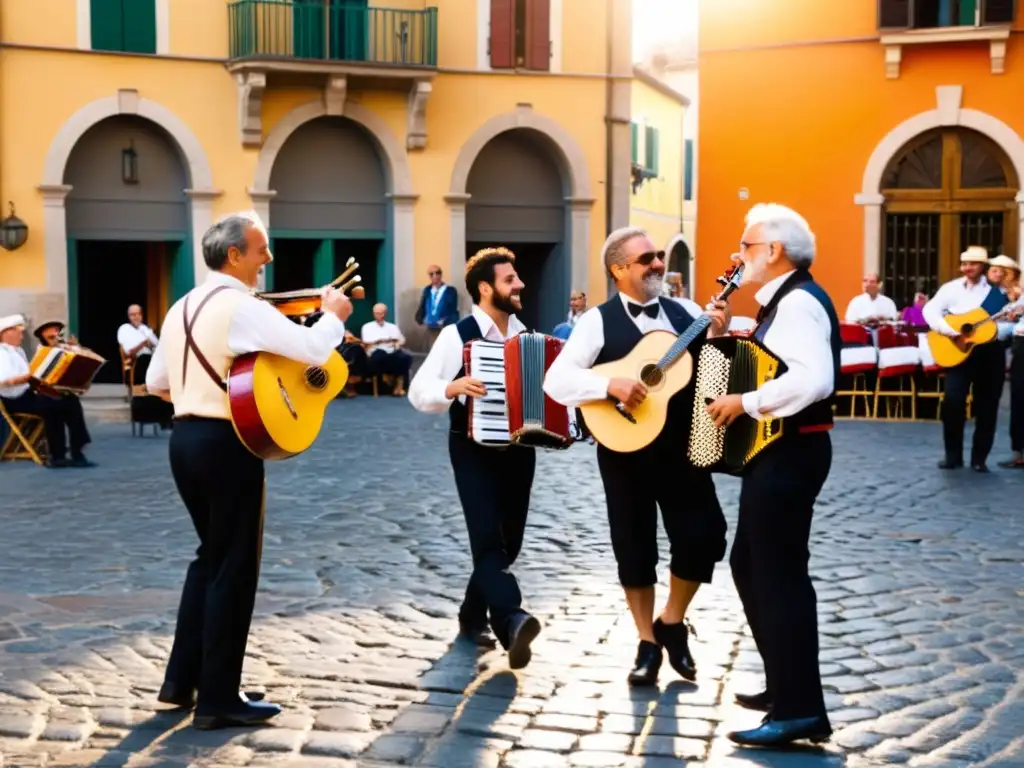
left=448, top=315, right=485, bottom=434
left=752, top=269, right=841, bottom=430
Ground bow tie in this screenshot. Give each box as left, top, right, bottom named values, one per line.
left=628, top=302, right=660, bottom=319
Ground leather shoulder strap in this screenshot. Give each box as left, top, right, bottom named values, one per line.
left=181, top=285, right=232, bottom=392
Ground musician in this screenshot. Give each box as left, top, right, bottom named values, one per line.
left=705, top=203, right=840, bottom=747
left=0, top=315, right=94, bottom=468
left=543, top=226, right=729, bottom=687
left=407, top=247, right=542, bottom=669
left=33, top=321, right=77, bottom=349
left=844, top=272, right=898, bottom=325
left=923, top=246, right=1008, bottom=472
left=414, top=264, right=459, bottom=346
left=145, top=212, right=352, bottom=729
left=118, top=304, right=160, bottom=376
left=361, top=302, right=413, bottom=396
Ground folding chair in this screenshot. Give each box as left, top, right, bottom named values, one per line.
left=0, top=400, right=48, bottom=465
left=836, top=324, right=877, bottom=418
left=873, top=326, right=920, bottom=420
left=915, top=332, right=945, bottom=420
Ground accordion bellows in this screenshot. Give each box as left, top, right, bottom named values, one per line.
left=29, top=346, right=106, bottom=395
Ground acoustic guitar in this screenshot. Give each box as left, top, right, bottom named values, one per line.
left=926, top=305, right=1017, bottom=369
left=227, top=258, right=363, bottom=460
left=578, top=265, right=745, bottom=453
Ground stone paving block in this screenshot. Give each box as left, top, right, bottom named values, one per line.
left=301, top=730, right=374, bottom=758
left=387, top=703, right=454, bottom=735
left=362, top=732, right=427, bottom=763
left=635, top=735, right=708, bottom=759
left=518, top=727, right=579, bottom=752
left=567, top=751, right=631, bottom=767
left=504, top=750, right=572, bottom=768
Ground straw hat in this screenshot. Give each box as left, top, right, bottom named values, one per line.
left=988, top=254, right=1020, bottom=272
left=960, top=246, right=990, bottom=264
left=0, top=314, right=26, bottom=334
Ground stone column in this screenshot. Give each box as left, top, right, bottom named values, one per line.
left=248, top=189, right=276, bottom=291
left=567, top=197, right=595, bottom=294
left=855, top=193, right=885, bottom=278
left=186, top=188, right=222, bottom=287
left=38, top=185, right=73, bottom=311
left=445, top=193, right=472, bottom=314
left=388, top=193, right=418, bottom=330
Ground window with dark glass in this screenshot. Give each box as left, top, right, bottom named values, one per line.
left=878, top=0, right=1015, bottom=29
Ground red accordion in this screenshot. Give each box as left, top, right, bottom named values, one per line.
left=463, top=332, right=575, bottom=449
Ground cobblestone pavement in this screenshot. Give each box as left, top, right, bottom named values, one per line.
left=0, top=399, right=1022, bottom=768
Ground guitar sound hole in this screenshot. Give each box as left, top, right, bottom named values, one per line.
left=304, top=366, right=328, bottom=390
left=640, top=364, right=664, bottom=388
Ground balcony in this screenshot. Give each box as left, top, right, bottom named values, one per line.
left=226, top=1, right=438, bottom=149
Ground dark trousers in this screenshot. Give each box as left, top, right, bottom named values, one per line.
left=942, top=341, right=1005, bottom=464
left=1, top=390, right=91, bottom=460
left=130, top=355, right=174, bottom=427
left=731, top=431, right=831, bottom=722
left=449, top=432, right=535, bottom=648
left=338, top=342, right=369, bottom=378
left=163, top=418, right=266, bottom=709
left=1009, top=337, right=1024, bottom=453
left=597, top=435, right=727, bottom=588
left=369, top=349, right=413, bottom=389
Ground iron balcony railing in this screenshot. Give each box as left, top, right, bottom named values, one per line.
left=228, top=1, right=438, bottom=68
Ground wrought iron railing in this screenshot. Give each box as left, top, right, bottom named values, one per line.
left=228, top=1, right=438, bottom=68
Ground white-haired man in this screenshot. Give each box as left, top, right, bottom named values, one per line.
left=923, top=245, right=1012, bottom=472
left=543, top=227, right=730, bottom=687
left=361, top=302, right=412, bottom=396
left=145, top=212, right=353, bottom=729
left=706, top=203, right=840, bottom=747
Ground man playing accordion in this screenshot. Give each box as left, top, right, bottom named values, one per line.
left=706, top=203, right=841, bottom=748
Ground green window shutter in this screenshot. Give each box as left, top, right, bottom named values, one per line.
left=683, top=139, right=694, bottom=201
left=630, top=122, right=639, bottom=165
left=121, top=0, right=157, bottom=53
left=958, top=0, right=977, bottom=25
left=645, top=126, right=659, bottom=176
left=90, top=0, right=124, bottom=52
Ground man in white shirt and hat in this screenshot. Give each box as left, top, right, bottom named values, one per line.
left=0, top=314, right=93, bottom=467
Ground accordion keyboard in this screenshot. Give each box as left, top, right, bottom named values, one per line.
left=469, top=340, right=512, bottom=444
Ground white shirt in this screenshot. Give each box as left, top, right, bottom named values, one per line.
left=845, top=292, right=898, bottom=323
left=361, top=320, right=405, bottom=354
left=543, top=293, right=695, bottom=409
left=408, top=305, right=526, bottom=413
left=567, top=310, right=584, bottom=326
left=117, top=322, right=159, bottom=357
left=145, top=272, right=347, bottom=392
left=0, top=342, right=30, bottom=399
left=672, top=296, right=704, bottom=318
left=922, top=276, right=995, bottom=337
left=740, top=271, right=835, bottom=421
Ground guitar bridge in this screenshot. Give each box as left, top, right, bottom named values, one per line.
left=277, top=377, right=298, bottom=420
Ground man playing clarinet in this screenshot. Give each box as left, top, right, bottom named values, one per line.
left=543, top=227, right=729, bottom=687
left=407, top=247, right=542, bottom=669
left=705, top=203, right=840, bottom=747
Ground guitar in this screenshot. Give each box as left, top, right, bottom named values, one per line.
left=578, top=265, right=745, bottom=453
left=926, top=304, right=1018, bottom=368
left=227, top=262, right=362, bottom=460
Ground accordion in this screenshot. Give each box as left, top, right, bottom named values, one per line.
left=463, top=332, right=575, bottom=449
left=29, top=345, right=106, bottom=396
left=687, top=335, right=785, bottom=474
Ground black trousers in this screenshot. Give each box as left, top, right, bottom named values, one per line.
left=731, top=431, right=831, bottom=722
left=338, top=342, right=369, bottom=378
left=942, top=341, right=1005, bottom=464
left=449, top=432, right=535, bottom=648
left=597, top=433, right=727, bottom=588
left=1, top=390, right=91, bottom=459
left=1009, top=337, right=1024, bottom=453
left=129, top=355, right=175, bottom=426
left=370, top=349, right=413, bottom=389
left=163, top=418, right=266, bottom=709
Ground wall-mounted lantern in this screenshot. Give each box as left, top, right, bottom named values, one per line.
left=122, top=140, right=139, bottom=185
left=0, top=202, right=28, bottom=251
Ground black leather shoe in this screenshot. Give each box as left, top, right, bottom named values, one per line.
left=627, top=640, right=662, bottom=686
left=157, top=682, right=265, bottom=709
left=971, top=462, right=990, bottom=473
left=734, top=690, right=772, bottom=712
left=506, top=612, right=541, bottom=670
left=69, top=455, right=97, bottom=468
left=727, top=715, right=832, bottom=747
left=458, top=620, right=498, bottom=649
left=193, top=698, right=281, bottom=730
left=652, top=618, right=696, bottom=681
left=938, top=458, right=963, bottom=469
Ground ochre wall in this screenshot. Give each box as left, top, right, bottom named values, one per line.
left=696, top=0, right=1024, bottom=318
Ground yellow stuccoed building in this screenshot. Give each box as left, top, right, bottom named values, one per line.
left=0, top=0, right=689, bottom=367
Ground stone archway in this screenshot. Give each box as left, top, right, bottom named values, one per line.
left=447, top=105, right=595, bottom=312
left=38, top=90, right=219, bottom=310
left=252, top=100, right=417, bottom=326
left=855, top=85, right=1024, bottom=276
left=666, top=233, right=693, bottom=291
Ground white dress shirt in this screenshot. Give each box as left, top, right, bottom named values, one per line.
left=543, top=293, right=695, bottom=409
left=117, top=322, right=159, bottom=357
left=845, top=292, right=898, bottom=323
left=361, top=320, right=405, bottom=354
left=741, top=271, right=835, bottom=420
left=408, top=305, right=526, bottom=413
left=145, top=272, right=346, bottom=392
left=922, top=276, right=995, bottom=337
left=567, top=310, right=584, bottom=326
left=0, top=343, right=30, bottom=399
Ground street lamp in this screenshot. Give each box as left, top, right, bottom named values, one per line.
left=0, top=202, right=28, bottom=251
left=122, top=140, right=139, bottom=184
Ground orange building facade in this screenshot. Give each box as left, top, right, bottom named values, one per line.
left=695, top=0, right=1024, bottom=319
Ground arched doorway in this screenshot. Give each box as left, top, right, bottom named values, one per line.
left=881, top=127, right=1019, bottom=308
left=466, top=129, right=568, bottom=332
left=668, top=239, right=691, bottom=291
left=268, top=116, right=389, bottom=331
left=64, top=115, right=191, bottom=382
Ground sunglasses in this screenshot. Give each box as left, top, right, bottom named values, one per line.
left=623, top=250, right=665, bottom=268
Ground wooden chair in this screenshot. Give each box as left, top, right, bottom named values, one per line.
left=119, top=347, right=135, bottom=402
left=372, top=373, right=396, bottom=397
left=873, top=326, right=920, bottom=420
left=0, top=400, right=47, bottom=465
left=835, top=324, right=877, bottom=419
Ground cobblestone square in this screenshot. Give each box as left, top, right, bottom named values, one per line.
left=0, top=399, right=1022, bottom=767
